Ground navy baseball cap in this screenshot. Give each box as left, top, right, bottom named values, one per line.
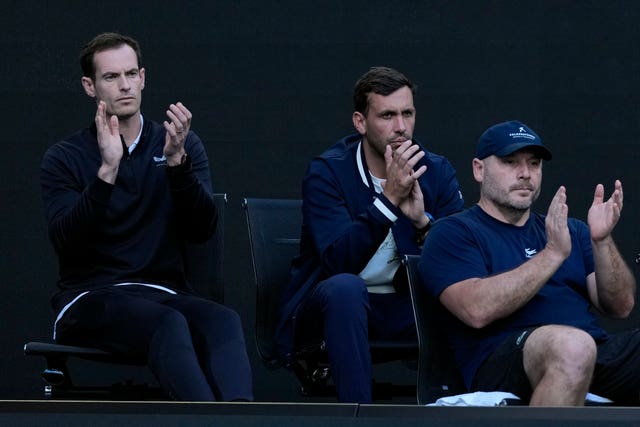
left=476, top=120, right=552, bottom=161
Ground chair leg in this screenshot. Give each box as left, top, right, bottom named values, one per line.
left=42, top=355, right=72, bottom=387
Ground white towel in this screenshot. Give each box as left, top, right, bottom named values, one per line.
left=427, top=391, right=520, bottom=406
left=426, top=391, right=612, bottom=406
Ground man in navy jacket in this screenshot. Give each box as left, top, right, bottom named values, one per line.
left=276, top=66, right=464, bottom=402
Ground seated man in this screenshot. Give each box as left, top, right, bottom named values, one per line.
left=420, top=120, right=638, bottom=406
left=275, top=66, right=464, bottom=403
left=40, top=32, right=253, bottom=401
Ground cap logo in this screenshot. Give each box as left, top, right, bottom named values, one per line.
left=508, top=126, right=535, bottom=140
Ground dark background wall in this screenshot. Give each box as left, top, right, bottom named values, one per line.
left=1, top=1, right=639, bottom=400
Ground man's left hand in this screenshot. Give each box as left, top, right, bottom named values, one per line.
left=163, top=102, right=192, bottom=166
left=588, top=180, right=623, bottom=242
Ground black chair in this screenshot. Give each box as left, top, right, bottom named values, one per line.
left=403, top=254, right=467, bottom=405
left=24, top=193, right=228, bottom=400
left=243, top=197, right=418, bottom=400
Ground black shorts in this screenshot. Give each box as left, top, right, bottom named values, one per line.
left=472, top=327, right=640, bottom=404
left=471, top=328, right=536, bottom=400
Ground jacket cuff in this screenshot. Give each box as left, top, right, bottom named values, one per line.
left=165, top=154, right=196, bottom=191
left=88, top=176, right=115, bottom=206
left=373, top=193, right=400, bottom=222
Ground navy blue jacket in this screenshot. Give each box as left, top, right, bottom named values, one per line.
left=275, top=134, right=464, bottom=363
left=40, top=117, right=216, bottom=314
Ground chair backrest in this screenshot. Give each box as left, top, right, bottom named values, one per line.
left=243, top=198, right=303, bottom=367
left=403, top=254, right=467, bottom=404
left=184, top=192, right=227, bottom=303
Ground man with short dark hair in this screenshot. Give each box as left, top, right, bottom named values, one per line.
left=40, top=32, right=253, bottom=401
left=276, top=66, right=464, bottom=403
left=420, top=120, right=639, bottom=406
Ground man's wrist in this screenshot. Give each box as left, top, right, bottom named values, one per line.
left=97, top=163, right=119, bottom=184
left=166, top=151, right=187, bottom=167
left=414, top=212, right=434, bottom=244
left=415, top=212, right=433, bottom=231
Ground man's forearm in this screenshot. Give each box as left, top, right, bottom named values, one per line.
left=441, top=246, right=566, bottom=329
left=592, top=236, right=636, bottom=317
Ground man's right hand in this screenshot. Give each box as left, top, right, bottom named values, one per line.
left=381, top=139, right=428, bottom=224
left=382, top=139, right=426, bottom=206
left=544, top=186, right=572, bottom=262
left=95, top=101, right=123, bottom=184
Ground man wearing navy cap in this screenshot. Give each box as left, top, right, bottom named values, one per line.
left=419, top=120, right=639, bottom=406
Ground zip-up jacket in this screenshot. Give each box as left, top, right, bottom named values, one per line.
left=275, top=133, right=464, bottom=363
left=40, top=116, right=216, bottom=314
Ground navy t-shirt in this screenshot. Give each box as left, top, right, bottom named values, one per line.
left=419, top=204, right=608, bottom=389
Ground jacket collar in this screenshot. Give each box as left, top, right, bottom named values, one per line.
left=356, top=140, right=376, bottom=189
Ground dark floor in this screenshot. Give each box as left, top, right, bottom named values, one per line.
left=2, top=400, right=640, bottom=427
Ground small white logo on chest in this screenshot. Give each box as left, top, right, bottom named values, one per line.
left=525, top=248, right=537, bottom=258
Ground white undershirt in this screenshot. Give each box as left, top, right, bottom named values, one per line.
left=127, top=114, right=144, bottom=154
left=358, top=174, right=400, bottom=294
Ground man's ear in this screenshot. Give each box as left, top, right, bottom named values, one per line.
left=81, top=76, right=96, bottom=98
left=139, top=67, right=145, bottom=91
left=352, top=111, right=366, bottom=135
left=472, top=158, right=484, bottom=183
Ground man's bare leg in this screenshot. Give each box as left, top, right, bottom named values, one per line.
left=523, top=325, right=596, bottom=406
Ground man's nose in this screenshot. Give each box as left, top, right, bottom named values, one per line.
left=118, top=75, right=131, bottom=91
left=393, top=116, right=407, bottom=134
left=517, top=162, right=532, bottom=178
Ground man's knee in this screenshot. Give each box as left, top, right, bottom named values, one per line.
left=562, top=328, right=597, bottom=365
left=545, top=326, right=596, bottom=365
left=317, top=273, right=369, bottom=310
left=154, top=310, right=191, bottom=342
left=199, top=302, right=242, bottom=328
left=525, top=325, right=596, bottom=384
left=208, top=305, right=245, bottom=341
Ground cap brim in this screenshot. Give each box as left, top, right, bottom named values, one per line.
left=495, top=142, right=552, bottom=161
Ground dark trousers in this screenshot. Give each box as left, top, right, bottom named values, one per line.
left=55, top=285, right=253, bottom=401
left=294, top=273, right=416, bottom=403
